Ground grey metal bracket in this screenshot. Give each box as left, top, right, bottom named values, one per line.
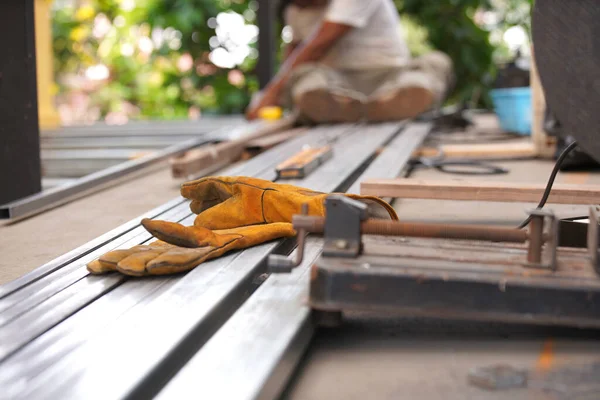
left=322, top=195, right=367, bottom=258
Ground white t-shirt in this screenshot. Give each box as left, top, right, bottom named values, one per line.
left=285, top=0, right=410, bottom=70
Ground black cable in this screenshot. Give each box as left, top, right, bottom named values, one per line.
left=517, top=140, right=579, bottom=229
left=410, top=148, right=510, bottom=176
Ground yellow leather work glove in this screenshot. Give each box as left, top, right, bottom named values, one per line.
left=87, top=176, right=397, bottom=276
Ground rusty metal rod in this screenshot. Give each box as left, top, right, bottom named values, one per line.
left=293, top=216, right=529, bottom=243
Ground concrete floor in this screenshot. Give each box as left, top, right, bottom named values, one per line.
left=284, top=314, right=600, bottom=400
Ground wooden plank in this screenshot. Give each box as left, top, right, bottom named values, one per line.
left=414, top=141, right=537, bottom=159
left=360, top=179, right=600, bottom=205
left=170, top=115, right=297, bottom=178
left=0, top=0, right=42, bottom=204
left=530, top=44, right=556, bottom=159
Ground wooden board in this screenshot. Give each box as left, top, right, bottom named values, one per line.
left=414, top=141, right=537, bottom=159
left=530, top=45, right=556, bottom=159
left=361, top=178, right=600, bottom=205
left=170, top=114, right=297, bottom=178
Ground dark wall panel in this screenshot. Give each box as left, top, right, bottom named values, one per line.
left=0, top=0, right=42, bottom=205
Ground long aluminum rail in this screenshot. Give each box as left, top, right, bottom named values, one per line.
left=0, top=121, right=429, bottom=400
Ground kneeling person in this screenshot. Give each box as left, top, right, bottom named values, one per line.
left=246, top=0, right=454, bottom=123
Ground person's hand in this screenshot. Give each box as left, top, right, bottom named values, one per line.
left=245, top=84, right=281, bottom=120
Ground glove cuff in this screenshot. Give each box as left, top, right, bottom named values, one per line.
left=345, top=194, right=398, bottom=221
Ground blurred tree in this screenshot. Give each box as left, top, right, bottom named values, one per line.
left=52, top=0, right=531, bottom=123
left=52, top=0, right=259, bottom=123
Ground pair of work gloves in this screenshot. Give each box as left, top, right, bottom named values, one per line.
left=87, top=176, right=398, bottom=276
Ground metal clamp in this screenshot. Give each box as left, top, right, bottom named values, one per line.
left=268, top=195, right=368, bottom=273
left=322, top=195, right=367, bottom=258
left=268, top=204, right=309, bottom=273
left=525, top=209, right=559, bottom=270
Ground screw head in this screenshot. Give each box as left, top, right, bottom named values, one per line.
left=335, top=239, right=348, bottom=249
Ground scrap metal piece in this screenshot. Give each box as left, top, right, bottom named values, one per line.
left=468, top=364, right=528, bottom=391
left=323, top=195, right=367, bottom=258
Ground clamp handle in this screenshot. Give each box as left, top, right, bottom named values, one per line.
left=268, top=204, right=309, bottom=273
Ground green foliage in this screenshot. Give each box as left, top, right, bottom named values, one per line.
left=52, top=0, right=531, bottom=122
left=52, top=0, right=258, bottom=121
left=396, top=0, right=496, bottom=106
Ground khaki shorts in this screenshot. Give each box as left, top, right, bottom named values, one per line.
left=282, top=51, right=454, bottom=122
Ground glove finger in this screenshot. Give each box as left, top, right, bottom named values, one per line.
left=86, top=241, right=171, bottom=275
left=142, top=219, right=239, bottom=248
left=145, top=223, right=297, bottom=275
left=116, top=248, right=174, bottom=276
left=87, top=259, right=117, bottom=274
left=146, top=246, right=217, bottom=275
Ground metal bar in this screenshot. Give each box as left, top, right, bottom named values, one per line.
left=156, top=238, right=323, bottom=400
left=0, top=208, right=193, bottom=323
left=0, top=278, right=176, bottom=394
left=293, top=217, right=530, bottom=244
left=16, top=241, right=293, bottom=400
left=41, top=149, right=149, bottom=159
left=0, top=0, right=42, bottom=205
left=151, top=122, right=430, bottom=400
left=0, top=196, right=185, bottom=299
left=0, top=127, right=322, bottom=304
left=14, top=123, right=402, bottom=400
left=0, top=212, right=190, bottom=362
left=40, top=136, right=198, bottom=150
left=0, top=135, right=212, bottom=221
left=219, top=124, right=353, bottom=179
left=284, top=123, right=403, bottom=190
left=0, top=127, right=336, bottom=354
left=42, top=116, right=245, bottom=137
left=345, top=121, right=430, bottom=194
left=2, top=117, right=275, bottom=220
left=257, top=0, right=276, bottom=89
left=0, top=126, right=340, bottom=381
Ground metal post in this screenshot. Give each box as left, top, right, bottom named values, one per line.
left=0, top=0, right=42, bottom=205
left=257, top=0, right=276, bottom=89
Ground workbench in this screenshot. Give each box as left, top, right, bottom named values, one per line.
left=1, top=115, right=600, bottom=400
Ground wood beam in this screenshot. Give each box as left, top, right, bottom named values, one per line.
left=361, top=179, right=600, bottom=205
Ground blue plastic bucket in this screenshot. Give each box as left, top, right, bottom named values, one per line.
left=490, top=86, right=532, bottom=135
